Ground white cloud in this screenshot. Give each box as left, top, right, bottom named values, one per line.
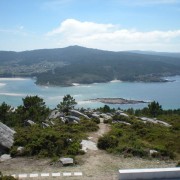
left=46, top=19, right=115, bottom=36
left=46, top=19, right=180, bottom=52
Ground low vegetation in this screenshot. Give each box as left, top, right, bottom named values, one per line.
left=0, top=95, right=98, bottom=158
left=0, top=95, right=179, bottom=161
left=98, top=103, right=180, bottom=160
left=0, top=172, right=16, bottom=180
left=11, top=119, right=98, bottom=158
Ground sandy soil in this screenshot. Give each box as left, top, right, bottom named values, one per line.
left=0, top=122, right=177, bottom=180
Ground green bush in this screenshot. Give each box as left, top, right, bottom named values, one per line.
left=67, top=142, right=81, bottom=155
left=103, top=119, right=112, bottom=124
left=92, top=118, right=100, bottom=124
left=0, top=176, right=17, bottom=180
left=98, top=110, right=180, bottom=160
left=98, top=135, right=118, bottom=150
left=0, top=172, right=17, bottom=180
left=11, top=118, right=99, bottom=158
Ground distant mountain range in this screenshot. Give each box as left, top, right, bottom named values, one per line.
left=0, top=46, right=180, bottom=86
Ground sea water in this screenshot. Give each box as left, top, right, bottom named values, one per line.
left=0, top=76, right=180, bottom=109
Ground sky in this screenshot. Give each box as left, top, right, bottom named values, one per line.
left=0, top=0, right=180, bottom=52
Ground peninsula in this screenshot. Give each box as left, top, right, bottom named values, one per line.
left=0, top=46, right=180, bottom=86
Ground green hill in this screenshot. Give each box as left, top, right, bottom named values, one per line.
left=0, top=46, right=180, bottom=86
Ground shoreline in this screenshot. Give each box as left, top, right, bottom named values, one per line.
left=0, top=75, right=177, bottom=87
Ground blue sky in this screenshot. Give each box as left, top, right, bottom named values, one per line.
left=0, top=0, right=180, bottom=51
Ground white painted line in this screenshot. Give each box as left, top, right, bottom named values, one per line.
left=63, top=172, right=72, bottom=176
left=52, top=173, right=61, bottom=177
left=41, top=173, right=49, bottom=177
left=19, top=174, right=28, bottom=178
left=74, top=172, right=83, bottom=176
left=30, top=173, right=39, bottom=177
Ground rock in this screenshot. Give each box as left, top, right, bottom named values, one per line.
left=119, top=113, right=129, bottom=117
left=116, top=110, right=124, bottom=115
left=59, top=157, right=74, bottom=166
left=65, top=116, right=80, bottom=123
left=140, top=117, right=171, bottom=127
left=0, top=154, right=12, bottom=162
left=150, top=149, right=159, bottom=156
left=42, top=122, right=50, bottom=128
left=0, top=122, right=16, bottom=152
left=60, top=117, right=66, bottom=123
left=48, top=110, right=64, bottom=119
left=17, top=146, right=24, bottom=155
left=150, top=149, right=158, bottom=154
left=24, top=120, right=36, bottom=126
left=106, top=113, right=113, bottom=117
left=50, top=120, right=55, bottom=125
left=114, top=121, right=131, bottom=125
left=100, top=113, right=112, bottom=120
left=81, top=140, right=98, bottom=152
left=91, top=113, right=100, bottom=118
left=69, top=109, right=90, bottom=119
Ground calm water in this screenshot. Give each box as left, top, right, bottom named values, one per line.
left=0, top=76, right=180, bottom=109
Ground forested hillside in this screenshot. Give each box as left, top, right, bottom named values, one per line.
left=0, top=46, right=180, bottom=86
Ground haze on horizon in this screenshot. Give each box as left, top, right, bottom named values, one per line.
left=0, top=0, right=180, bottom=52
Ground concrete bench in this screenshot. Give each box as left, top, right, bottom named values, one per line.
left=119, top=167, right=180, bottom=180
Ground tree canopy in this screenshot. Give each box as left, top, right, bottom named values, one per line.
left=57, top=94, right=77, bottom=114
left=148, top=101, right=162, bottom=117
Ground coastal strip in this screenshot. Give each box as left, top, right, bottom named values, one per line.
left=89, top=98, right=148, bottom=104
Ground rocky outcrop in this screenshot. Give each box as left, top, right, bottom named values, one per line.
left=140, top=117, right=171, bottom=127
left=24, top=120, right=36, bottom=126
left=42, top=122, right=50, bottom=128
left=65, top=116, right=80, bottom=123
left=81, top=140, right=98, bottom=152
left=100, top=113, right=112, bottom=120
left=0, top=122, right=16, bottom=153
left=69, top=110, right=90, bottom=119
left=113, top=121, right=131, bottom=125
left=91, top=113, right=100, bottom=118
left=48, top=110, right=64, bottom=119
left=116, top=110, right=129, bottom=117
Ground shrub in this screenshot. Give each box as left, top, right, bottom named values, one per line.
left=116, top=146, right=148, bottom=158
left=92, top=118, right=100, bottom=124
left=103, top=119, right=112, bottom=124
left=67, top=142, right=81, bottom=155
left=0, top=172, right=17, bottom=180
left=98, top=135, right=118, bottom=150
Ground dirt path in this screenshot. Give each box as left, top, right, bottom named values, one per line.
left=89, top=120, right=110, bottom=143
left=0, top=122, right=177, bottom=180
